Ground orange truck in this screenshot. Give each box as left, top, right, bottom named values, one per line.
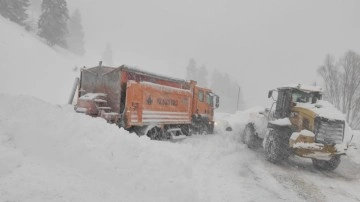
left=74, top=63, right=220, bottom=139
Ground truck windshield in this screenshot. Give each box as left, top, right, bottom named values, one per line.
left=206, top=93, right=213, bottom=105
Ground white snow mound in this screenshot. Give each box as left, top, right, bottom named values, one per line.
left=0, top=94, right=197, bottom=201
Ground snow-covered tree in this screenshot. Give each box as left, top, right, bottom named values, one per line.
left=197, top=64, right=208, bottom=87
left=67, top=9, right=85, bottom=55
left=210, top=69, right=245, bottom=113
left=317, top=54, right=341, bottom=109
left=102, top=44, right=113, bottom=66
left=186, top=58, right=197, bottom=81
left=38, top=0, right=69, bottom=48
left=0, top=0, right=29, bottom=26
left=318, top=51, right=360, bottom=129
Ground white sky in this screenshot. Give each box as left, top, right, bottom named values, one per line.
left=69, top=0, right=360, bottom=107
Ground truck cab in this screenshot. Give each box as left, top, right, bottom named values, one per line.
left=192, top=86, right=219, bottom=134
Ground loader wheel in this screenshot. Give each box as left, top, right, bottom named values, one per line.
left=147, top=126, right=163, bottom=140
left=264, top=129, right=290, bottom=163
left=242, top=123, right=256, bottom=149
left=312, top=155, right=341, bottom=171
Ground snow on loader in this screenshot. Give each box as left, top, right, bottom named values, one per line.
left=242, top=84, right=350, bottom=171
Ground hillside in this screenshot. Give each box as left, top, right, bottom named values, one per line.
left=0, top=16, right=80, bottom=104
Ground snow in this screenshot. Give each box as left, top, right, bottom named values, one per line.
left=269, top=118, right=292, bottom=126
left=300, top=129, right=316, bottom=137
left=347, top=130, right=360, bottom=164
left=296, top=100, right=346, bottom=121
left=1, top=95, right=360, bottom=201
left=0, top=16, right=81, bottom=105
left=280, top=83, right=323, bottom=93
left=215, top=107, right=269, bottom=140
left=292, top=142, right=324, bottom=150
left=79, top=93, right=107, bottom=101
left=1, top=12, right=360, bottom=202
left=74, top=107, right=87, bottom=113
left=94, top=98, right=107, bottom=103
left=290, top=130, right=315, bottom=142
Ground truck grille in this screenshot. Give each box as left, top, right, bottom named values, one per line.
left=315, top=117, right=345, bottom=144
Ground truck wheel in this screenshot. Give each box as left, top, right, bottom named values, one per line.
left=264, top=129, right=289, bottom=163
left=201, top=127, right=209, bottom=135
left=242, top=123, right=256, bottom=149
left=312, top=155, right=341, bottom=171
left=147, top=126, right=163, bottom=140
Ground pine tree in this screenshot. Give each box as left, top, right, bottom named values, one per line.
left=67, top=9, right=85, bottom=55
left=186, top=58, right=197, bottom=81
left=0, top=0, right=29, bottom=26
left=102, top=44, right=113, bottom=66
left=38, top=0, right=69, bottom=48
left=197, top=64, right=208, bottom=87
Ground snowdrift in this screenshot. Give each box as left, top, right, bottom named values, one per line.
left=0, top=94, right=198, bottom=201
left=1, top=94, right=360, bottom=201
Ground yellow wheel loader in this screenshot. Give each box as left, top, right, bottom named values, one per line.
left=243, top=84, right=349, bottom=171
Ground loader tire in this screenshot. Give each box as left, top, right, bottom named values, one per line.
left=312, top=155, right=341, bottom=171
left=264, top=129, right=290, bottom=163
left=242, top=123, right=257, bottom=149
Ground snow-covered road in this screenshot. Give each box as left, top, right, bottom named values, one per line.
left=177, top=134, right=360, bottom=202
left=0, top=94, right=360, bottom=202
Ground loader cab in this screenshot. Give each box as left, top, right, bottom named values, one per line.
left=269, top=84, right=323, bottom=119
left=273, top=89, right=292, bottom=119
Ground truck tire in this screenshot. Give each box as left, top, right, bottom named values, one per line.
left=242, top=123, right=256, bottom=149
left=264, top=129, right=290, bottom=163
left=147, top=126, right=163, bottom=140
left=312, top=155, right=341, bottom=171
left=201, top=126, right=209, bottom=135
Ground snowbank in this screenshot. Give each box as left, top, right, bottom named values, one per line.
left=215, top=107, right=268, bottom=140
left=1, top=95, right=360, bottom=201
left=347, top=130, right=360, bottom=164
left=0, top=94, right=198, bottom=201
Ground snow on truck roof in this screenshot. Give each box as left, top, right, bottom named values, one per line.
left=278, top=83, right=323, bottom=93
left=81, top=64, right=189, bottom=85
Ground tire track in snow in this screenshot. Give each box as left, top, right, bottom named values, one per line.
left=181, top=134, right=303, bottom=201
left=240, top=146, right=327, bottom=202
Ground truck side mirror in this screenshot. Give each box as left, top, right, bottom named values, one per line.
left=215, top=96, right=220, bottom=108
left=268, top=90, right=273, bottom=98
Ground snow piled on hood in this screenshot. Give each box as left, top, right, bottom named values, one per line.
left=296, top=100, right=346, bottom=121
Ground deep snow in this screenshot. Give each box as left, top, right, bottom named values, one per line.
left=0, top=94, right=360, bottom=202
left=1, top=10, right=360, bottom=202
left=0, top=16, right=82, bottom=105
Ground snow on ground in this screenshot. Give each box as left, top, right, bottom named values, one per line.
left=1, top=94, right=360, bottom=202
left=0, top=16, right=82, bottom=105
